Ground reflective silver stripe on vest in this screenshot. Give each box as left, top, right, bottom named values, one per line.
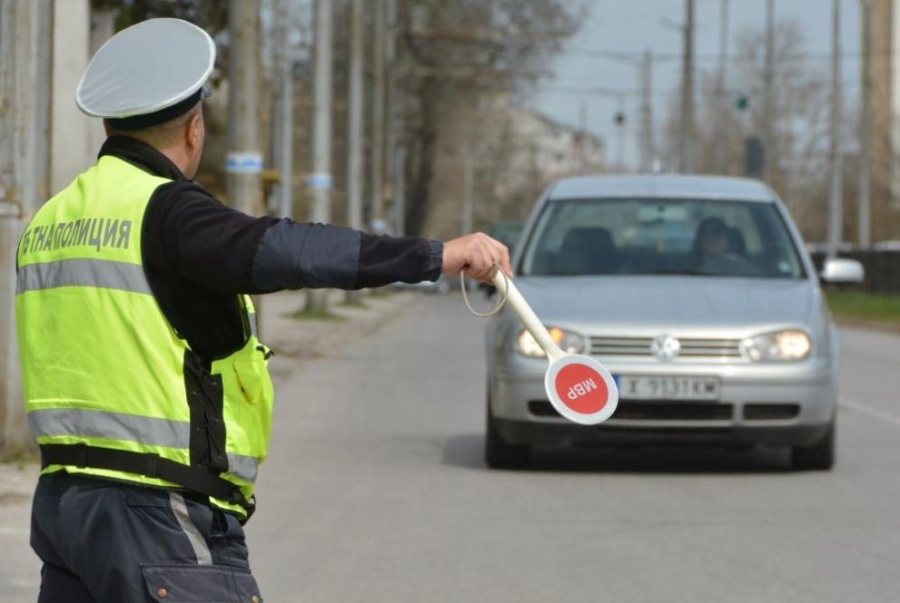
left=28, top=408, right=190, bottom=449
left=227, top=453, right=259, bottom=484
left=17, top=259, right=152, bottom=295
left=248, top=313, right=258, bottom=338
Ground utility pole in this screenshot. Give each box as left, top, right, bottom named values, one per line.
left=715, top=0, right=730, bottom=174
left=307, top=0, right=334, bottom=311
left=1, top=0, right=52, bottom=452
left=615, top=95, right=626, bottom=171
left=859, top=0, right=873, bottom=249
left=386, top=0, right=406, bottom=236
left=227, top=0, right=265, bottom=333
left=272, top=0, right=295, bottom=220
left=578, top=101, right=588, bottom=173
left=462, top=154, right=473, bottom=235
left=678, top=0, right=695, bottom=174
left=762, top=0, right=775, bottom=183
left=227, top=0, right=264, bottom=216
left=345, top=0, right=364, bottom=303
left=827, top=0, right=843, bottom=258
left=640, top=50, right=653, bottom=173
left=370, top=0, right=387, bottom=230
left=0, top=0, right=17, bottom=449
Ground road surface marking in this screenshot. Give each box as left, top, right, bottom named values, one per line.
left=841, top=397, right=900, bottom=428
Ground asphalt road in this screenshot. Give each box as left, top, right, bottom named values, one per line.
left=247, top=293, right=900, bottom=603
left=3, top=291, right=900, bottom=602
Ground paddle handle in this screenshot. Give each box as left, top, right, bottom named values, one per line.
left=492, top=271, right=565, bottom=362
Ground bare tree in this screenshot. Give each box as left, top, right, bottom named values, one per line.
left=670, top=19, right=834, bottom=241
left=397, top=0, right=585, bottom=238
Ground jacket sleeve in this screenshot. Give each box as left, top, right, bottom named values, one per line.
left=144, top=181, right=443, bottom=295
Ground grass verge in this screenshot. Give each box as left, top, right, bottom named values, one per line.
left=824, top=290, right=900, bottom=328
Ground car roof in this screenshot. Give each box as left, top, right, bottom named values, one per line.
left=547, top=174, right=775, bottom=203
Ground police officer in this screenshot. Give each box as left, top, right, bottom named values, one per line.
left=16, top=18, right=510, bottom=602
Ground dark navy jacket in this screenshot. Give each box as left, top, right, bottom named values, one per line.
left=101, top=136, right=442, bottom=363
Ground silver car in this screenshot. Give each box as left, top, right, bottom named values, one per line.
left=485, top=175, right=863, bottom=470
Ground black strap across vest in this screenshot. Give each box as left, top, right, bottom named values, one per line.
left=40, top=443, right=255, bottom=518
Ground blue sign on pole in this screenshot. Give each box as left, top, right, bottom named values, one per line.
left=226, top=152, right=264, bottom=174
left=307, top=173, right=333, bottom=190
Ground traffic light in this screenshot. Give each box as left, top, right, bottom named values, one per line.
left=735, top=95, right=749, bottom=111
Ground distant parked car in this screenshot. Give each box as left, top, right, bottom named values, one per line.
left=485, top=174, right=863, bottom=470
left=874, top=240, right=900, bottom=252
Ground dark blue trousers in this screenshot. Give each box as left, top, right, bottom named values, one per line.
left=30, top=473, right=263, bottom=602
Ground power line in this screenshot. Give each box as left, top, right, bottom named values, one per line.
left=564, top=46, right=892, bottom=64
left=538, top=79, right=865, bottom=99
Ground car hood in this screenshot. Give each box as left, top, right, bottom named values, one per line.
left=508, top=276, right=817, bottom=336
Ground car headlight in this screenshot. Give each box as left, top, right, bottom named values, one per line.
left=740, top=329, right=812, bottom=362
left=517, top=327, right=585, bottom=358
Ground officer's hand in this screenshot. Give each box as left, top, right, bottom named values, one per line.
left=442, top=233, right=512, bottom=283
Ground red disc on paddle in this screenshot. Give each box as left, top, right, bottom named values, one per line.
left=553, top=362, right=610, bottom=414
left=544, top=354, right=619, bottom=425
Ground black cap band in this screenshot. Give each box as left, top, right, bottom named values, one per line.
left=106, top=88, right=203, bottom=131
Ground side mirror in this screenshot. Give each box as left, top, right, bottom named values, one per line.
left=820, top=258, right=864, bottom=284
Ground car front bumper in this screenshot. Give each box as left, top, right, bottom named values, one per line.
left=489, top=355, right=837, bottom=448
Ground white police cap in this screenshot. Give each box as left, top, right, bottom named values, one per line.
left=76, top=18, right=215, bottom=130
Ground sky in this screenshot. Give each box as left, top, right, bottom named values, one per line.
left=532, top=0, right=862, bottom=170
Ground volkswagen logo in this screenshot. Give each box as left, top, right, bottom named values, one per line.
left=651, top=335, right=681, bottom=361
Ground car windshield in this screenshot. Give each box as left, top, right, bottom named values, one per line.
left=519, top=197, right=806, bottom=279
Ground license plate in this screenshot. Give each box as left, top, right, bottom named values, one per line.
left=615, top=376, right=721, bottom=401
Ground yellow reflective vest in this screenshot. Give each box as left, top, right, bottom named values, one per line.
left=16, top=155, right=274, bottom=520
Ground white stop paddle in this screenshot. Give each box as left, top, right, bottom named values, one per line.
left=490, top=271, right=619, bottom=425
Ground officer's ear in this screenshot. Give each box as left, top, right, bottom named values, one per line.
left=184, top=108, right=204, bottom=154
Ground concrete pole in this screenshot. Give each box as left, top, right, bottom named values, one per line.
left=51, top=0, right=93, bottom=194
left=272, top=0, right=295, bottom=220
left=88, top=6, right=116, bottom=156
left=859, top=0, right=873, bottom=249
left=640, top=50, right=653, bottom=173
left=462, top=154, right=474, bottom=235
left=827, top=0, right=843, bottom=258
left=347, top=0, right=364, bottom=233
left=307, top=0, right=334, bottom=311
left=0, top=0, right=20, bottom=454
left=616, top=95, right=626, bottom=171
left=227, top=0, right=264, bottom=217
left=578, top=101, right=588, bottom=173
left=386, top=0, right=407, bottom=236
left=394, top=147, right=406, bottom=237
left=227, top=1, right=266, bottom=332
left=0, top=0, right=53, bottom=454
left=370, top=0, right=387, bottom=229
left=763, top=0, right=775, bottom=184
left=384, top=0, right=398, bottom=210
left=345, top=0, right=365, bottom=303
left=678, top=0, right=694, bottom=174
left=715, top=0, right=730, bottom=174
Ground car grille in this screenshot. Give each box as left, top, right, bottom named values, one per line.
left=743, top=403, right=800, bottom=421
left=527, top=401, right=800, bottom=423
left=528, top=400, right=734, bottom=422
left=589, top=336, right=743, bottom=359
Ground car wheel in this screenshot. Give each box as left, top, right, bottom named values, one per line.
left=485, top=397, right=530, bottom=469
left=791, top=419, right=835, bottom=471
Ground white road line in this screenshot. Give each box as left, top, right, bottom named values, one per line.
left=841, top=397, right=900, bottom=428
